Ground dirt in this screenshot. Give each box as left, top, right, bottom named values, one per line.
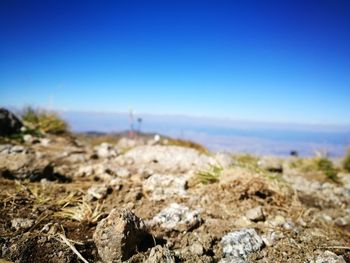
left=1, top=134, right=350, bottom=263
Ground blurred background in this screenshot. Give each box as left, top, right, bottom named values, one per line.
left=1, top=0, right=349, bottom=156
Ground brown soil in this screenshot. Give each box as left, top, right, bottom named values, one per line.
left=1, top=135, right=350, bottom=263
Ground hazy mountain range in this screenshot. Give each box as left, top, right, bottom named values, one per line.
left=58, top=110, right=350, bottom=157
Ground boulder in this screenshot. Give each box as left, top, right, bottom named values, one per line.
left=0, top=149, right=55, bottom=181
left=93, top=209, right=150, bottom=262
left=0, top=108, right=22, bottom=136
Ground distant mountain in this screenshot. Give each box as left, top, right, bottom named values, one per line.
left=58, top=110, right=350, bottom=157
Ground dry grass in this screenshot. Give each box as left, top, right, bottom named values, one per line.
left=20, top=106, right=69, bottom=135
left=56, top=233, right=89, bottom=263
left=233, top=154, right=259, bottom=167
left=164, top=138, right=209, bottom=154
left=289, top=157, right=340, bottom=183
left=55, top=200, right=104, bottom=223
left=14, top=181, right=52, bottom=205
left=76, top=134, right=121, bottom=147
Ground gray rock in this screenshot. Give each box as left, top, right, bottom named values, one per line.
left=319, top=214, right=333, bottom=223
left=40, top=138, right=50, bottom=146
left=0, top=108, right=22, bottom=136
left=334, top=216, right=349, bottom=226
left=245, top=206, right=265, bottom=222
left=10, top=145, right=26, bottom=153
left=86, top=185, right=110, bottom=201
left=315, top=250, right=346, bottom=263
left=283, top=175, right=348, bottom=208
left=137, top=166, right=154, bottom=178
left=219, top=228, right=264, bottom=263
left=23, top=134, right=33, bottom=143
left=257, top=157, right=283, bottom=173
left=115, top=167, right=130, bottom=178
left=76, top=165, right=95, bottom=177
left=124, top=145, right=216, bottom=172
left=93, top=209, right=150, bottom=262
left=150, top=203, right=201, bottom=232
left=0, top=144, right=12, bottom=154
left=143, top=174, right=188, bottom=200
left=110, top=178, right=123, bottom=190
left=66, top=153, right=86, bottom=163
left=116, top=137, right=139, bottom=149
left=261, top=231, right=283, bottom=247
left=94, top=142, right=118, bottom=159
left=144, top=245, right=175, bottom=263
left=0, top=151, right=55, bottom=181
left=189, top=242, right=205, bottom=255
left=23, top=134, right=40, bottom=144
left=11, top=218, right=34, bottom=231
left=76, top=163, right=116, bottom=181
left=269, top=215, right=286, bottom=227
left=215, top=152, right=234, bottom=169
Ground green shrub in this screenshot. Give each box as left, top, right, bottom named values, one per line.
left=316, top=158, right=339, bottom=182
left=20, top=106, right=68, bottom=134
left=197, top=165, right=222, bottom=184
left=234, top=154, right=259, bottom=167
left=343, top=149, right=350, bottom=172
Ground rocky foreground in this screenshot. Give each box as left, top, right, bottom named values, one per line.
left=0, top=132, right=350, bottom=263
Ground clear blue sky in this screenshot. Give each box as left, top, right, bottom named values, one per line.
left=1, top=0, right=349, bottom=124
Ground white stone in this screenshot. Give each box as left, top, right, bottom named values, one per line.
left=315, top=250, right=346, bottom=263
left=334, top=216, right=349, bottom=226
left=124, top=145, right=216, bottom=172
left=23, top=134, right=33, bottom=143
left=115, top=167, right=130, bottom=178
left=215, top=152, right=234, bottom=169
left=245, top=206, right=265, bottom=222
left=261, top=231, right=283, bottom=247
left=219, top=228, right=264, bottom=263
left=150, top=203, right=201, bottom=231
left=11, top=218, right=34, bottom=231
left=143, top=174, right=187, bottom=200
left=40, top=138, right=50, bottom=146
left=86, top=185, right=109, bottom=201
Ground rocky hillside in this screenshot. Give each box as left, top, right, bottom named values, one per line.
left=1, top=109, right=350, bottom=263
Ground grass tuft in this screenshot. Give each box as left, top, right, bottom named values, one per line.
left=165, top=138, right=209, bottom=154
left=197, top=164, right=223, bottom=184
left=316, top=158, right=339, bottom=183
left=56, top=200, right=104, bottom=223
left=20, top=106, right=69, bottom=135
left=343, top=148, right=350, bottom=173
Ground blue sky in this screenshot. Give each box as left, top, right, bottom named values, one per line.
left=1, top=0, right=350, bottom=124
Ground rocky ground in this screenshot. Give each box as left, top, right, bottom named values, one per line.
left=0, top=130, right=350, bottom=263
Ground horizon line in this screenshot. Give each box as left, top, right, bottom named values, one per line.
left=4, top=104, right=350, bottom=130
